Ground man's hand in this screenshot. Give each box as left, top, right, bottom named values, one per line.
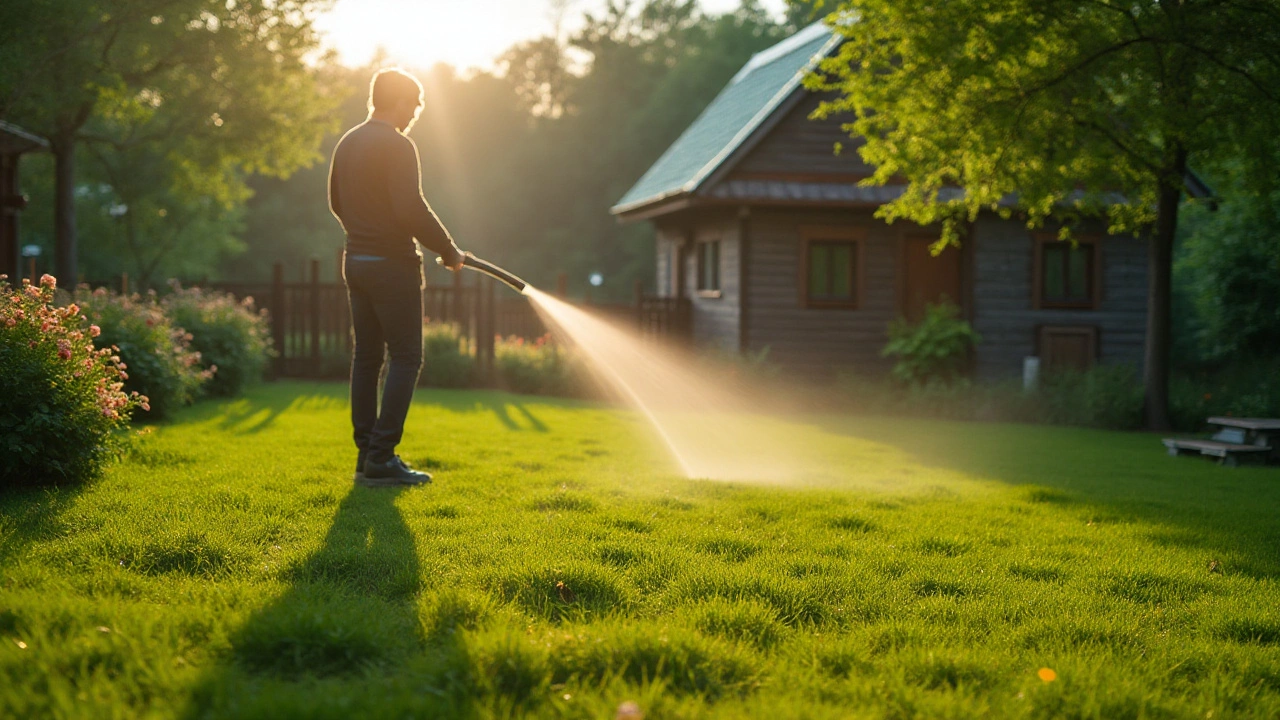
left=440, top=248, right=466, bottom=272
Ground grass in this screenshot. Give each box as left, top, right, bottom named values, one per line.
left=2, top=381, right=1279, bottom=718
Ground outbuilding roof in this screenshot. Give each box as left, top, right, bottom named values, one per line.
left=0, top=121, right=49, bottom=155
left=611, top=22, right=839, bottom=216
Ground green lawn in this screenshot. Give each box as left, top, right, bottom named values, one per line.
left=2, top=383, right=1278, bottom=719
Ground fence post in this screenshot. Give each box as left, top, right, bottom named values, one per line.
left=310, top=258, right=321, bottom=377
left=451, top=263, right=463, bottom=325
left=120, top=272, right=129, bottom=296
left=556, top=272, right=567, bottom=298
left=271, top=262, right=285, bottom=378
left=476, top=277, right=496, bottom=383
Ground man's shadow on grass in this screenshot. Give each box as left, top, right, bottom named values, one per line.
left=185, top=487, right=471, bottom=717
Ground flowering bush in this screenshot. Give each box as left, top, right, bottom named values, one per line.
left=0, top=275, right=146, bottom=486
left=76, top=287, right=210, bottom=420
left=162, top=283, right=273, bottom=397
left=495, top=334, right=577, bottom=396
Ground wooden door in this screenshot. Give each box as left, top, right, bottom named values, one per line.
left=901, top=235, right=963, bottom=321
left=1038, top=325, right=1098, bottom=372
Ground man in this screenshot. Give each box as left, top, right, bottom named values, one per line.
left=328, top=68, right=466, bottom=487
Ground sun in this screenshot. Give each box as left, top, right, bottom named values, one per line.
left=315, top=0, right=558, bottom=71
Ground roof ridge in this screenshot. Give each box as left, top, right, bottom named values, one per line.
left=730, top=21, right=833, bottom=85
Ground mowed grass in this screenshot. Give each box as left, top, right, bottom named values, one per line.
left=2, top=382, right=1279, bottom=719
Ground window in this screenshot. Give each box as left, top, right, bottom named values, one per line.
left=1034, top=235, right=1099, bottom=309
left=801, top=226, right=864, bottom=308
left=696, top=240, right=720, bottom=296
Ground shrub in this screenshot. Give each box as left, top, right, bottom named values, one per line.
left=836, top=363, right=1141, bottom=429
left=882, top=301, right=981, bottom=385
left=1038, top=365, right=1144, bottom=430
left=495, top=334, right=575, bottom=396
left=1, top=275, right=146, bottom=486
left=161, top=283, right=273, bottom=397
left=76, top=287, right=210, bottom=420
left=1170, top=359, right=1280, bottom=432
left=419, top=322, right=473, bottom=388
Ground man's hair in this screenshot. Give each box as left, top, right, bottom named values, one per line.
left=369, top=68, right=422, bottom=111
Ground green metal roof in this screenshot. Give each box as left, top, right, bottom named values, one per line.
left=611, top=22, right=839, bottom=215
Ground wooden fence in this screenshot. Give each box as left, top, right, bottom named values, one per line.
left=203, top=260, right=691, bottom=379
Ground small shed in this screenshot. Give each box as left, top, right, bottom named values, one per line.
left=611, top=23, right=1154, bottom=380
left=0, top=121, right=48, bottom=281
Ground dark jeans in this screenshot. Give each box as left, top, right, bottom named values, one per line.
left=344, top=253, right=423, bottom=464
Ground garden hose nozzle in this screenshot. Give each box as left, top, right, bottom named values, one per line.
left=437, top=253, right=528, bottom=294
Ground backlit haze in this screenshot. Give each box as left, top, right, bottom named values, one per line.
left=316, top=0, right=789, bottom=71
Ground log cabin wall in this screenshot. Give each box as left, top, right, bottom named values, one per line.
left=731, top=93, right=872, bottom=179
left=969, top=217, right=1149, bottom=380
left=744, top=207, right=897, bottom=376
left=659, top=210, right=742, bottom=352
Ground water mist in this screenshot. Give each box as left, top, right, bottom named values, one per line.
left=525, top=288, right=811, bottom=483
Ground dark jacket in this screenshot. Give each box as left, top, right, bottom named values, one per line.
left=328, top=118, right=461, bottom=263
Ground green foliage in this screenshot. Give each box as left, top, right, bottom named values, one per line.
left=1176, top=168, right=1280, bottom=361
left=494, top=335, right=577, bottom=396
left=2, top=0, right=340, bottom=283
left=418, top=323, right=474, bottom=389
left=1038, top=366, right=1145, bottom=431
left=160, top=284, right=273, bottom=397
left=2, top=382, right=1280, bottom=716
left=881, top=301, right=981, bottom=385
left=1170, top=359, right=1280, bottom=432
left=840, top=364, right=1143, bottom=430
left=76, top=288, right=209, bottom=420
left=811, top=0, right=1280, bottom=244
left=0, top=275, right=143, bottom=486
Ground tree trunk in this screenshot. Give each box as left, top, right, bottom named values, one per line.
left=1142, top=153, right=1186, bottom=431
left=52, top=134, right=77, bottom=285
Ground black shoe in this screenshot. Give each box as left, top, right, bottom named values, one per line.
left=353, top=450, right=368, bottom=483
left=360, top=455, right=431, bottom=487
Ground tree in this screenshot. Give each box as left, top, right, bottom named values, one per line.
left=1177, top=166, right=1280, bottom=361
left=810, top=0, right=1280, bottom=429
left=0, top=0, right=337, bottom=284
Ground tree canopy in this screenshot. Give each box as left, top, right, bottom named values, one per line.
left=0, top=0, right=339, bottom=283
left=809, top=0, right=1280, bottom=428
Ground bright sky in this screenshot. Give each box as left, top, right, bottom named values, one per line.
left=314, top=0, right=790, bottom=72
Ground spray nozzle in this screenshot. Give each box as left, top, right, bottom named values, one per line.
left=437, top=253, right=528, bottom=294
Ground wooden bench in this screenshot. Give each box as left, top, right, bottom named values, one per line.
left=1162, top=438, right=1272, bottom=466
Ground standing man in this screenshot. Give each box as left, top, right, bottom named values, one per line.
left=328, top=68, right=466, bottom=487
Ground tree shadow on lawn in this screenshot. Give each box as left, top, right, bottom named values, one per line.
left=184, top=486, right=473, bottom=718
left=817, top=415, right=1280, bottom=579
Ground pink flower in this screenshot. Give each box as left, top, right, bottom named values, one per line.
left=26, top=286, right=41, bottom=298
left=40, top=321, right=53, bottom=332
left=4, top=318, right=14, bottom=329
left=39, top=274, right=56, bottom=289
left=57, top=339, right=72, bottom=360
left=89, top=325, right=101, bottom=337
left=103, top=408, right=117, bottom=419
left=141, top=402, right=151, bottom=412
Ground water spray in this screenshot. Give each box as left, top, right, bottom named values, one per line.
left=437, top=253, right=528, bottom=294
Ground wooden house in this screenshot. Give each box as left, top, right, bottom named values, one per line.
left=611, top=23, right=1157, bottom=380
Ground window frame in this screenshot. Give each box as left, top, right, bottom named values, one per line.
left=800, top=225, right=866, bottom=310
left=1032, top=233, right=1101, bottom=310
left=695, top=238, right=722, bottom=298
